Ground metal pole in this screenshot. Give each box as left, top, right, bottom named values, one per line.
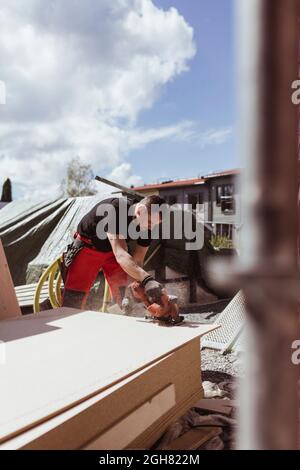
left=95, top=176, right=145, bottom=200
left=236, top=0, right=300, bottom=449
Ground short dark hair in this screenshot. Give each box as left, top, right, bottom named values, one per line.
left=140, top=195, right=166, bottom=209
left=139, top=195, right=168, bottom=221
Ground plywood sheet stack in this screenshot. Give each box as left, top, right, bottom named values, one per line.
left=0, top=309, right=218, bottom=450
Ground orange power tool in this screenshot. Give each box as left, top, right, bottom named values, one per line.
left=126, top=281, right=184, bottom=325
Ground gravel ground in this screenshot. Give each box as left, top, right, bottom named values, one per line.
left=183, top=311, right=245, bottom=378
left=201, top=349, right=244, bottom=377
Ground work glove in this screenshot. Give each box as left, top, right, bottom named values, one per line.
left=141, top=276, right=163, bottom=304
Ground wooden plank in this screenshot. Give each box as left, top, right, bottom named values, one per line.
left=16, top=297, right=48, bottom=308
left=15, top=285, right=48, bottom=308
left=15, top=284, right=51, bottom=293
left=16, top=291, right=47, bottom=299
left=15, top=282, right=62, bottom=290
left=194, top=398, right=238, bottom=409
left=84, top=384, right=176, bottom=450
left=0, top=239, right=21, bottom=320
left=15, top=287, right=47, bottom=295
left=16, top=297, right=47, bottom=305
left=15, top=284, right=40, bottom=291
left=0, top=309, right=218, bottom=444
left=15, top=285, right=49, bottom=294
left=17, top=298, right=48, bottom=308
left=0, top=339, right=203, bottom=450
left=16, top=297, right=48, bottom=305
left=193, top=398, right=236, bottom=416
left=15, top=283, right=61, bottom=308
left=163, top=427, right=221, bottom=450
left=128, top=391, right=201, bottom=450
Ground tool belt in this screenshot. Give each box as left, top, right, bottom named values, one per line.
left=59, top=232, right=96, bottom=283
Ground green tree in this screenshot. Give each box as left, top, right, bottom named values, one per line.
left=61, top=157, right=97, bottom=197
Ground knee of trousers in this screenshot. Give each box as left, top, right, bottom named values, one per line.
left=62, top=289, right=86, bottom=309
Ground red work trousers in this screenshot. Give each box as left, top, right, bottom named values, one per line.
left=64, top=246, right=128, bottom=308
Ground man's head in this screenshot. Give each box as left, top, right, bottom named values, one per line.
left=134, top=195, right=167, bottom=230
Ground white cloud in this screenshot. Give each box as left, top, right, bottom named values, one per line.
left=0, top=0, right=198, bottom=198
left=173, top=124, right=233, bottom=148
left=107, top=162, right=143, bottom=188
left=198, top=127, right=233, bottom=146
left=127, top=121, right=195, bottom=148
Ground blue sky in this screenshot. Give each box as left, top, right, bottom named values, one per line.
left=129, top=0, right=237, bottom=183
left=0, top=0, right=237, bottom=198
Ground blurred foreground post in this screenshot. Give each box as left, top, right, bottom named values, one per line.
left=237, top=0, right=300, bottom=449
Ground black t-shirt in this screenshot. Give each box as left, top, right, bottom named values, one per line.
left=77, top=197, right=152, bottom=252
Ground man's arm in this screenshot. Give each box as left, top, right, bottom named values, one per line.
left=132, top=244, right=149, bottom=268
left=107, top=234, right=162, bottom=303
left=107, top=233, right=149, bottom=282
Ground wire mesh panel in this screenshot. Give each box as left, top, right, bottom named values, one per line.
left=201, top=290, right=246, bottom=354
left=232, top=328, right=246, bottom=353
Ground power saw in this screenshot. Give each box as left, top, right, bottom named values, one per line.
left=122, top=281, right=184, bottom=325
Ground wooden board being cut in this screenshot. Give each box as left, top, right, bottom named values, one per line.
left=0, top=308, right=217, bottom=445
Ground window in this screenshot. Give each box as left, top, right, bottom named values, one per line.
left=224, top=184, right=234, bottom=197
left=216, top=184, right=234, bottom=212
left=187, top=192, right=204, bottom=210
left=188, top=194, right=198, bottom=210
left=166, top=195, right=177, bottom=205
left=216, top=186, right=223, bottom=206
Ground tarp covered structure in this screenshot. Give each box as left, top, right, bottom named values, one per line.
left=0, top=198, right=72, bottom=285
left=0, top=196, right=105, bottom=285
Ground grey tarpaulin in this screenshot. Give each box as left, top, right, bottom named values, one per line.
left=0, top=198, right=74, bottom=285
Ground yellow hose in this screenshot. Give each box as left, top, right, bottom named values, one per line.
left=48, top=262, right=60, bottom=308
left=55, top=270, right=63, bottom=306
left=33, top=257, right=62, bottom=313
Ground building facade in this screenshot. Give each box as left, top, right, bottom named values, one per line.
left=133, top=169, right=242, bottom=244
